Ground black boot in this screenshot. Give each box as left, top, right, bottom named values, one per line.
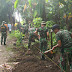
left=1, top=42, right=2, bottom=45
left=4, top=42, right=6, bottom=45
left=41, top=55, right=45, bottom=60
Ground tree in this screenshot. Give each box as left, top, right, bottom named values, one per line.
left=0, top=0, right=15, bottom=25
left=14, top=0, right=72, bottom=31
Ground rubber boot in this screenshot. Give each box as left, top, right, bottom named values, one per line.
left=4, top=42, right=6, bottom=45
left=41, top=54, right=45, bottom=60
left=1, top=42, right=2, bottom=45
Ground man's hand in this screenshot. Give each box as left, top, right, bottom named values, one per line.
left=52, top=40, right=61, bottom=50
left=47, top=32, right=50, bottom=41
left=71, top=34, right=72, bottom=38
left=52, top=46, right=56, bottom=50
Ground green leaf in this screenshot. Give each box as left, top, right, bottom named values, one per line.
left=69, top=13, right=71, bottom=15
left=33, top=17, right=42, bottom=27
left=45, top=0, right=48, bottom=3
left=33, top=10, right=37, bottom=18
left=14, top=0, right=19, bottom=8
left=28, top=0, right=32, bottom=7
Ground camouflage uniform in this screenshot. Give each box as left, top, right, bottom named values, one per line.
left=24, top=25, right=28, bottom=34
left=1, top=25, right=7, bottom=45
left=56, top=30, right=72, bottom=71
left=37, top=27, right=48, bottom=59
left=28, top=28, right=39, bottom=48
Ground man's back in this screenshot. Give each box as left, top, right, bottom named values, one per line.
left=56, top=30, right=72, bottom=48
left=1, top=25, right=7, bottom=32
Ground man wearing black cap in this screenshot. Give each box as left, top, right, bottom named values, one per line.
left=52, top=24, right=72, bottom=71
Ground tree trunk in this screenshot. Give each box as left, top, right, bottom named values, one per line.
left=41, top=0, right=46, bottom=21
left=66, top=14, right=69, bottom=31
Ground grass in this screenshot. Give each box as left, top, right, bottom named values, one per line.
left=6, top=45, right=13, bottom=51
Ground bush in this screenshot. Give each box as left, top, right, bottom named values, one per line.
left=33, top=17, right=42, bottom=27
left=52, top=33, right=57, bottom=45
left=48, top=32, right=57, bottom=49
left=46, top=20, right=55, bottom=28
left=10, top=30, right=25, bottom=45
left=9, top=30, right=15, bottom=38
left=14, top=30, right=25, bottom=45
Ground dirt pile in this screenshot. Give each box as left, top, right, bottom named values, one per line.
left=11, top=43, right=61, bottom=72
left=12, top=55, right=61, bottom=72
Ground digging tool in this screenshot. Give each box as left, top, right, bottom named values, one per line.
left=51, top=29, right=53, bottom=49
left=44, top=29, right=53, bottom=54
left=44, top=49, right=53, bottom=54
left=50, top=29, right=53, bottom=54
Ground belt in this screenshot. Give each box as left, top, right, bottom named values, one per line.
left=2, top=32, right=6, bottom=33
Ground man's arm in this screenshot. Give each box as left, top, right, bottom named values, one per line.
left=34, top=31, right=38, bottom=36
left=69, top=32, right=72, bottom=38
left=71, top=33, right=72, bottom=38
left=47, top=32, right=50, bottom=41
left=52, top=40, right=61, bottom=50
left=34, top=31, right=40, bottom=39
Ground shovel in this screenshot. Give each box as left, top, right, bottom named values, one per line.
left=44, top=49, right=53, bottom=54
left=44, top=29, right=53, bottom=54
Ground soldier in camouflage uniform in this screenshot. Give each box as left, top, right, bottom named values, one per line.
left=35, top=21, right=50, bottom=60
left=28, top=28, right=39, bottom=49
left=52, top=24, right=72, bottom=72
left=0, top=21, right=7, bottom=45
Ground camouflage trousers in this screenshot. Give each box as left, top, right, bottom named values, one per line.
left=39, top=38, right=47, bottom=59
left=1, top=32, right=7, bottom=44
left=28, top=33, right=39, bottom=48
left=39, top=38, right=47, bottom=52
left=60, top=47, right=72, bottom=72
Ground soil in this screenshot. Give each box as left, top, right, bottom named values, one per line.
left=12, top=55, right=61, bottom=72
left=12, top=39, right=61, bottom=72
left=0, top=33, right=14, bottom=65
left=0, top=33, right=62, bottom=72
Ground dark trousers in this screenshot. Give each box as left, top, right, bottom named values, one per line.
left=1, top=32, right=7, bottom=44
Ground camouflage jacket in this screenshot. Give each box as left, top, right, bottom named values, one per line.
left=1, top=25, right=7, bottom=32
left=56, top=30, right=72, bottom=48
left=29, top=28, right=36, bottom=34
left=37, top=27, right=48, bottom=39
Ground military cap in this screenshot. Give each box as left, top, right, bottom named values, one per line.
left=2, top=21, right=6, bottom=25
left=41, top=21, right=46, bottom=25
left=52, top=24, right=60, bottom=31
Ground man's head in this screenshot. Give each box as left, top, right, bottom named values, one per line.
left=52, top=24, right=60, bottom=34
left=2, top=21, right=6, bottom=25
left=41, top=21, right=46, bottom=27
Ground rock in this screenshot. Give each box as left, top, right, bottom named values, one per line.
left=0, top=64, right=12, bottom=72
left=26, top=49, right=32, bottom=55
left=13, top=43, right=16, bottom=46
left=0, top=50, right=2, bottom=52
